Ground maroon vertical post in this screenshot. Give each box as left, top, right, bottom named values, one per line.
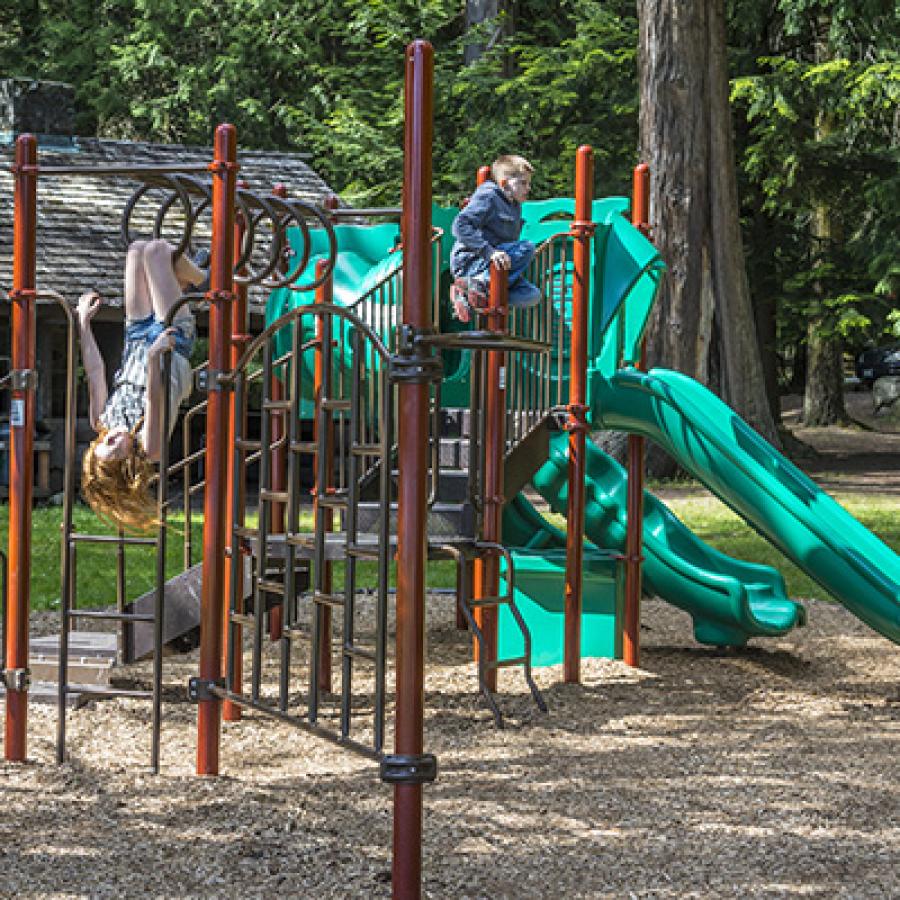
left=268, top=183, right=289, bottom=642
left=392, top=39, right=433, bottom=900
left=314, top=258, right=334, bottom=694
left=223, top=184, right=249, bottom=722
left=4, top=134, right=37, bottom=761
left=624, top=163, right=650, bottom=668
left=563, top=145, right=594, bottom=684
left=472, top=264, right=508, bottom=692
left=196, top=124, right=237, bottom=775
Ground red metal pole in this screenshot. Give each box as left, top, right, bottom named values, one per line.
left=268, top=183, right=289, bottom=642
left=623, top=163, right=650, bottom=668
left=476, top=165, right=491, bottom=187
left=196, top=124, right=237, bottom=775
left=472, top=264, right=508, bottom=692
left=563, top=145, right=594, bottom=684
left=392, top=39, right=433, bottom=900
left=223, top=184, right=249, bottom=722
left=314, top=259, right=334, bottom=694
left=4, top=134, right=37, bottom=761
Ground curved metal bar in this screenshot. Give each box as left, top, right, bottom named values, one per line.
left=281, top=198, right=337, bottom=293
left=255, top=194, right=313, bottom=289
left=226, top=301, right=390, bottom=377
left=232, top=189, right=286, bottom=285
left=121, top=175, right=194, bottom=259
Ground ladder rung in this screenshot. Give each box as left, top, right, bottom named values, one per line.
left=350, top=443, right=382, bottom=456
left=259, top=489, right=289, bottom=503
left=466, top=596, right=511, bottom=609
left=69, top=610, right=155, bottom=623
left=314, top=591, right=344, bottom=609
left=486, top=656, right=527, bottom=670
left=262, top=399, right=292, bottom=411
left=282, top=626, right=310, bottom=640
left=257, top=579, right=285, bottom=595
left=69, top=533, right=157, bottom=547
left=285, top=534, right=316, bottom=550
left=343, top=644, right=376, bottom=662
left=65, top=684, right=153, bottom=699
left=317, top=494, right=348, bottom=509
left=321, top=398, right=351, bottom=412
left=347, top=543, right=379, bottom=560
left=230, top=613, right=256, bottom=627
left=290, top=441, right=318, bottom=454
left=235, top=438, right=261, bottom=451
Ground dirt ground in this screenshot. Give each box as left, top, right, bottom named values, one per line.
left=0, top=391, right=898, bottom=899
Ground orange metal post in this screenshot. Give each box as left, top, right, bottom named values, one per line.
left=623, top=163, right=650, bottom=668
left=392, top=39, right=433, bottom=900
left=268, top=183, right=289, bottom=642
left=314, top=259, right=334, bottom=694
left=223, top=185, right=249, bottom=722
left=196, top=125, right=237, bottom=775
left=563, top=145, right=594, bottom=684
left=472, top=264, right=509, bottom=692
left=4, top=134, right=38, bottom=761
left=476, top=165, right=491, bottom=187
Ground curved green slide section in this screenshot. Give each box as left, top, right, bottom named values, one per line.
left=528, top=433, right=805, bottom=646
left=591, top=367, right=900, bottom=644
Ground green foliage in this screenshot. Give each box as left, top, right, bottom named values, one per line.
left=729, top=1, right=899, bottom=358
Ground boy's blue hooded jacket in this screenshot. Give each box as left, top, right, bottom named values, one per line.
left=450, top=181, right=524, bottom=277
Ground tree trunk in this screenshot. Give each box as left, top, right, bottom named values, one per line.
left=637, top=0, right=779, bottom=476
left=464, top=0, right=514, bottom=72
left=801, top=16, right=848, bottom=427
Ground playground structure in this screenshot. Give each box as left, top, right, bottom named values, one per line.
left=3, top=38, right=900, bottom=900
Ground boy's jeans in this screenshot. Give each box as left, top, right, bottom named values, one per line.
left=467, top=240, right=542, bottom=308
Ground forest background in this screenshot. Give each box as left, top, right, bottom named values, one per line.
left=1, top=0, right=897, bottom=456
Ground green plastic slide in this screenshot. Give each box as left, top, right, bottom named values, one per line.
left=591, top=367, right=900, bottom=645
left=529, top=433, right=805, bottom=646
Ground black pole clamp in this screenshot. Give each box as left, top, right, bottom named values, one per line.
left=187, top=676, right=226, bottom=702
left=390, top=325, right=443, bottom=385
left=8, top=369, right=38, bottom=391
left=2, top=668, right=31, bottom=692
left=195, top=368, right=231, bottom=393
left=380, top=753, right=438, bottom=785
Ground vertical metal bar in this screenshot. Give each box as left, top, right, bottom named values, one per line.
left=624, top=162, right=650, bottom=669
left=55, top=300, right=78, bottom=764
left=196, top=123, right=237, bottom=776
left=314, top=259, right=334, bottom=695
left=340, top=330, right=362, bottom=741
left=183, top=414, right=193, bottom=570
left=151, top=348, right=174, bottom=773
left=374, top=360, right=393, bottom=752
left=563, top=146, right=594, bottom=684
left=472, top=265, right=508, bottom=693
left=281, top=317, right=303, bottom=712
left=116, top=530, right=126, bottom=664
left=269, top=182, right=290, bottom=644
left=392, top=39, right=433, bottom=900
left=252, top=344, right=275, bottom=704
left=226, top=372, right=246, bottom=697
left=5, top=134, right=37, bottom=762
left=223, top=191, right=249, bottom=721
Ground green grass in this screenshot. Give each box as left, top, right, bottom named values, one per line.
left=1, top=491, right=895, bottom=610
left=0, top=502, right=456, bottom=612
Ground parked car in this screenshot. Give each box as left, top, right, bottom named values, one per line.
left=855, top=345, right=900, bottom=387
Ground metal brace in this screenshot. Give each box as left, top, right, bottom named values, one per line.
left=379, top=753, right=438, bottom=785
left=195, top=368, right=231, bottom=393
left=187, top=676, right=226, bottom=702
left=9, top=369, right=38, bottom=391
left=2, top=668, right=31, bottom=692
left=390, top=325, right=443, bottom=385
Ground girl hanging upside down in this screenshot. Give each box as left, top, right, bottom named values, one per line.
left=78, top=239, right=207, bottom=531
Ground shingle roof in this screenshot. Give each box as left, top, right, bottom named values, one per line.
left=0, top=136, right=337, bottom=311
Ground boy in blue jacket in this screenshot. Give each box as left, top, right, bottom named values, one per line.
left=450, top=154, right=542, bottom=322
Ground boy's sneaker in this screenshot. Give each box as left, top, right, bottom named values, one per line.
left=451, top=278, right=472, bottom=323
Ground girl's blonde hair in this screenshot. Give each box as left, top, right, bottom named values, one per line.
left=81, top=429, right=157, bottom=532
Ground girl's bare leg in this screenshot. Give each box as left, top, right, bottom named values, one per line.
left=143, top=239, right=185, bottom=322
left=123, top=240, right=152, bottom=321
